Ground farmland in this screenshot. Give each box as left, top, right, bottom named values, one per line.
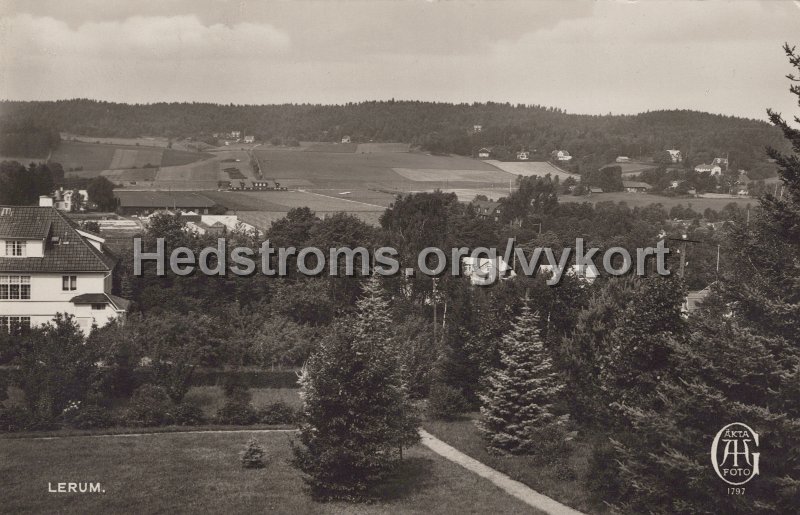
left=485, top=160, right=577, bottom=180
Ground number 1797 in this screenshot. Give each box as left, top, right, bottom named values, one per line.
left=727, top=487, right=745, bottom=496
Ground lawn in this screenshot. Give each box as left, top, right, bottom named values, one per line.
left=1, top=432, right=538, bottom=514
left=560, top=191, right=757, bottom=210
left=184, top=387, right=302, bottom=419
left=202, top=191, right=388, bottom=213
left=485, top=160, right=577, bottom=181
left=424, top=414, right=606, bottom=514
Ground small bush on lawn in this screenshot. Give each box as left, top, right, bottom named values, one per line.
left=66, top=405, right=114, bottom=430
left=124, top=384, right=175, bottom=426
left=241, top=437, right=266, bottom=469
left=257, top=401, right=296, bottom=425
left=172, top=403, right=206, bottom=426
left=427, top=384, right=469, bottom=421
left=216, top=399, right=257, bottom=425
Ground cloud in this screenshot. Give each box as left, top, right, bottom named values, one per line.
left=0, top=14, right=290, bottom=62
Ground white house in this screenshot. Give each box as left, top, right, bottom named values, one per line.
left=472, top=125, right=483, bottom=133
left=0, top=202, right=128, bottom=334
left=516, top=150, right=530, bottom=161
left=341, top=136, right=351, bottom=144
left=244, top=135, right=255, bottom=144
left=461, top=256, right=515, bottom=286
left=694, top=164, right=723, bottom=176
left=477, top=148, right=491, bottom=158
left=554, top=150, right=572, bottom=162
left=616, top=156, right=631, bottom=163
left=667, top=149, right=683, bottom=163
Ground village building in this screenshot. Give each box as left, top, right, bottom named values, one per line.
left=461, top=256, right=515, bottom=286
left=516, top=150, right=530, bottom=161
left=667, top=149, right=683, bottom=163
left=694, top=163, right=723, bottom=176
left=622, top=180, right=652, bottom=193
left=553, top=150, right=572, bottom=162
left=615, top=156, right=631, bottom=163
left=0, top=202, right=128, bottom=333
left=470, top=200, right=501, bottom=222
left=244, top=135, right=255, bottom=143
left=341, top=136, right=351, bottom=144
left=477, top=147, right=491, bottom=158
left=114, top=191, right=217, bottom=216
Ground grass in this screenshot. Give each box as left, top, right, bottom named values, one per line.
left=560, top=191, right=757, bottom=210
left=1, top=432, right=537, bottom=514
left=202, top=190, right=388, bottom=213
left=423, top=414, right=607, bottom=514
left=161, top=149, right=214, bottom=167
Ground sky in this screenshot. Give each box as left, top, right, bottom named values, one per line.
left=1, top=0, right=799, bottom=120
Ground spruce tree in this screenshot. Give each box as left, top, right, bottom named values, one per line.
left=291, top=276, right=419, bottom=500
left=598, top=43, right=800, bottom=513
left=478, top=300, right=566, bottom=455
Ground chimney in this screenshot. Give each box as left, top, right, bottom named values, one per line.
left=39, top=196, right=54, bottom=207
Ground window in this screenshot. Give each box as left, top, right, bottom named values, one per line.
left=0, top=275, right=30, bottom=300
left=91, top=303, right=106, bottom=310
left=0, top=316, right=30, bottom=334
left=62, top=275, right=77, bottom=291
left=5, top=240, right=26, bottom=257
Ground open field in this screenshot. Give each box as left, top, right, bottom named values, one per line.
left=101, top=168, right=159, bottom=182
left=109, top=148, right=163, bottom=169
left=52, top=141, right=120, bottom=171
left=161, top=148, right=214, bottom=167
left=393, top=168, right=513, bottom=184
left=485, top=160, right=577, bottom=180
left=424, top=414, right=604, bottom=514
left=0, top=154, right=47, bottom=164
left=609, top=162, right=657, bottom=176
left=356, top=143, right=410, bottom=153
left=0, top=432, right=535, bottom=514
left=305, top=142, right=358, bottom=153
left=254, top=148, right=506, bottom=190
left=62, top=134, right=172, bottom=148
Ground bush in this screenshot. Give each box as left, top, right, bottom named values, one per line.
left=257, top=401, right=296, bottom=425
left=172, top=403, right=206, bottom=426
left=216, top=399, right=257, bottom=425
left=427, top=384, right=469, bottom=421
left=124, top=384, right=175, bottom=427
left=66, top=405, right=114, bottom=430
left=241, top=437, right=266, bottom=469
left=0, top=406, right=58, bottom=432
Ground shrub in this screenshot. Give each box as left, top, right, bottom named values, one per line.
left=427, top=384, right=469, bottom=421
left=172, top=403, right=206, bottom=426
left=0, top=406, right=58, bottom=432
left=241, top=437, right=266, bottom=469
left=216, top=399, right=257, bottom=425
left=67, top=405, right=114, bottom=430
left=124, top=384, right=175, bottom=427
left=257, top=401, right=296, bottom=425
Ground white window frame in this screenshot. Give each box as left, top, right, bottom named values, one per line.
left=62, top=275, right=77, bottom=291
left=5, top=240, right=26, bottom=257
left=0, top=275, right=31, bottom=300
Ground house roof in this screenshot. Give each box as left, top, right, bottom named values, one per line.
left=0, top=206, right=116, bottom=273
left=471, top=200, right=500, bottom=213
left=115, top=190, right=216, bottom=209
left=622, top=180, right=652, bottom=189
left=589, top=187, right=604, bottom=193
left=70, top=292, right=130, bottom=311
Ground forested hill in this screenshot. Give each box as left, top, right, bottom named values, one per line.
left=0, top=99, right=787, bottom=169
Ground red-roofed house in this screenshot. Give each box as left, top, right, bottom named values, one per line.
left=0, top=202, right=129, bottom=334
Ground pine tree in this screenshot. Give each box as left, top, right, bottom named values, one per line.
left=597, top=43, right=800, bottom=514
left=478, top=300, right=566, bottom=455
left=291, top=276, right=419, bottom=500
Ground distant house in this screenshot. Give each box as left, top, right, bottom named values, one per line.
left=712, top=157, right=729, bottom=168
left=588, top=187, right=604, bottom=194
left=553, top=150, right=572, bottom=162
left=473, top=125, right=483, bottom=133
left=622, top=180, right=652, bottom=193
left=616, top=156, right=631, bottom=163
left=471, top=200, right=501, bottom=221
left=516, top=151, right=530, bottom=161
left=735, top=171, right=751, bottom=196
left=667, top=149, right=683, bottom=163
left=477, top=148, right=491, bottom=158
left=341, top=136, right=351, bottom=144
left=244, top=135, right=255, bottom=144
left=230, top=131, right=241, bottom=139
left=46, top=188, right=89, bottom=212
left=682, top=286, right=711, bottom=315
left=694, top=163, right=723, bottom=176
left=115, top=191, right=217, bottom=216
left=461, top=256, right=515, bottom=286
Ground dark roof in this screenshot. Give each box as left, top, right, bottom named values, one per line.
left=71, top=292, right=130, bottom=311
left=0, top=206, right=115, bottom=273
left=115, top=191, right=216, bottom=209
left=622, top=180, right=652, bottom=189
left=471, top=200, right=500, bottom=213
left=0, top=208, right=52, bottom=239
